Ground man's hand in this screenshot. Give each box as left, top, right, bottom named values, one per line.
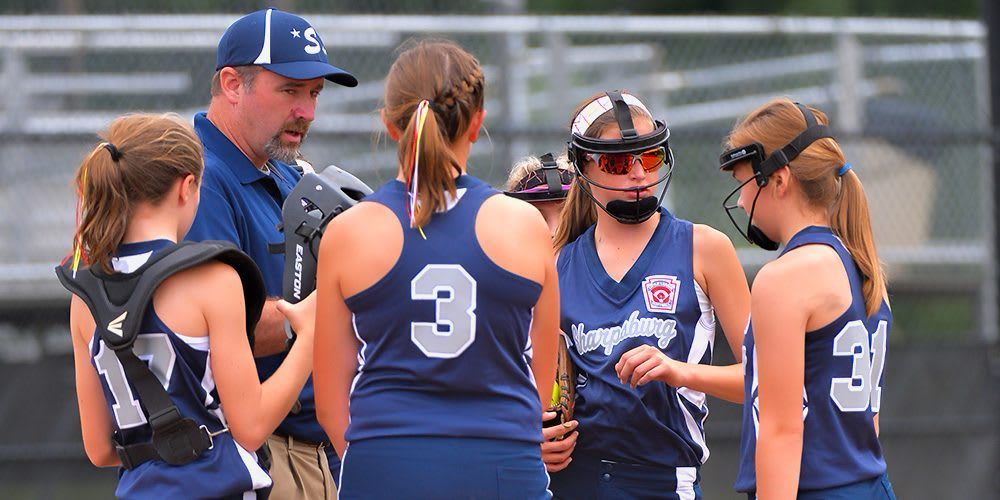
left=252, top=299, right=293, bottom=357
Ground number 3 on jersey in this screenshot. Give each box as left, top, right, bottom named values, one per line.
left=830, top=320, right=888, bottom=413
left=410, top=264, right=477, bottom=359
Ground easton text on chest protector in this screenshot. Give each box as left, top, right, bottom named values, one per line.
left=273, top=165, right=373, bottom=345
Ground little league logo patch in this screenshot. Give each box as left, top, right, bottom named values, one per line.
left=642, top=275, right=680, bottom=314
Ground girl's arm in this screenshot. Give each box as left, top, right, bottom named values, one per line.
left=685, top=225, right=751, bottom=402
left=751, top=261, right=810, bottom=500
left=204, top=262, right=315, bottom=452
left=527, top=218, right=559, bottom=408
left=616, top=225, right=750, bottom=403
left=313, top=216, right=361, bottom=459
left=69, top=296, right=121, bottom=467
left=694, top=225, right=750, bottom=366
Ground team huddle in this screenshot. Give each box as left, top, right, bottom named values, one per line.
left=58, top=7, right=896, bottom=500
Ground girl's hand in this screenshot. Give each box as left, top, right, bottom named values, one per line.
left=615, top=344, right=686, bottom=388
left=276, top=291, right=316, bottom=342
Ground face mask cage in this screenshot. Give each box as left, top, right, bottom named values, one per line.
left=717, top=102, right=836, bottom=250
left=566, top=91, right=675, bottom=224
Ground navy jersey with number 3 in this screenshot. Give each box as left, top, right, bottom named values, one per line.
left=736, top=226, right=890, bottom=493
left=343, top=175, right=543, bottom=444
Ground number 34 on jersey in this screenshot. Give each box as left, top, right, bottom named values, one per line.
left=744, top=319, right=888, bottom=415
left=831, top=319, right=888, bottom=413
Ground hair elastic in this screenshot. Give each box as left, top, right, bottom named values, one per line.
left=838, top=162, right=852, bottom=177
left=102, top=142, right=122, bottom=162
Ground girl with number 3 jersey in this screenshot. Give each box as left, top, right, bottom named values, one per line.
left=312, top=40, right=558, bottom=499
left=719, top=97, right=897, bottom=499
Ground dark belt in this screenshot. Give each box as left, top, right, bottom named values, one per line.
left=271, top=429, right=328, bottom=448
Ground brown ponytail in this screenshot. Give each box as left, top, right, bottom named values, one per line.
left=832, top=169, right=887, bottom=315
left=74, top=113, right=203, bottom=273
left=726, top=97, right=887, bottom=315
left=382, top=39, right=485, bottom=229
left=553, top=180, right=597, bottom=249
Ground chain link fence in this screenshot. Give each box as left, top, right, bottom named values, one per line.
left=0, top=13, right=996, bottom=499
left=0, top=15, right=993, bottom=338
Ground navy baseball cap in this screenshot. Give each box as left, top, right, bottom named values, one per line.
left=216, top=8, right=358, bottom=87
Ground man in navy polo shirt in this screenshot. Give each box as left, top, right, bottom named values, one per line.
left=186, top=8, right=357, bottom=499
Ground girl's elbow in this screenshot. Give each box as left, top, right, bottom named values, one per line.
left=316, top=411, right=331, bottom=434
left=85, top=443, right=120, bottom=468
left=316, top=412, right=339, bottom=441
left=230, top=425, right=269, bottom=452
left=760, top=420, right=804, bottom=442
left=234, top=436, right=267, bottom=453
left=315, top=395, right=344, bottom=434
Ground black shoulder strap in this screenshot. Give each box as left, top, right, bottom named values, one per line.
left=56, top=241, right=265, bottom=351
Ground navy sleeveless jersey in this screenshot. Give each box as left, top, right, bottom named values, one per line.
left=344, top=174, right=544, bottom=444
left=735, top=226, right=890, bottom=492
left=556, top=208, right=717, bottom=467
left=90, top=240, right=270, bottom=499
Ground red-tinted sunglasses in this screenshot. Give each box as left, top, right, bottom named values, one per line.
left=583, top=147, right=668, bottom=175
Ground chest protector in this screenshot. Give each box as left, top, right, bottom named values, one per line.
left=55, top=241, right=265, bottom=469
left=271, top=166, right=372, bottom=347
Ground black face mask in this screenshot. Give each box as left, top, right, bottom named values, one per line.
left=568, top=90, right=674, bottom=225
left=607, top=197, right=661, bottom=224
left=578, top=161, right=674, bottom=225
left=717, top=102, right=835, bottom=251
left=722, top=176, right=780, bottom=251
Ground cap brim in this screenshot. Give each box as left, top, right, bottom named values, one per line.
left=504, top=190, right=569, bottom=203
left=264, top=61, right=358, bottom=87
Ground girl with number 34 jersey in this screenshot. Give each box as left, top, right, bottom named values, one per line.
left=719, top=97, right=897, bottom=499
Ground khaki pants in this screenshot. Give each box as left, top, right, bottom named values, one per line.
left=266, top=433, right=337, bottom=500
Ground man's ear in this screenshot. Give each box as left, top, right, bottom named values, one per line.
left=218, top=67, right=243, bottom=104
left=381, top=108, right=402, bottom=142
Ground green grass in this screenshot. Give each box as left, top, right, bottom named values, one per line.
left=888, top=294, right=977, bottom=340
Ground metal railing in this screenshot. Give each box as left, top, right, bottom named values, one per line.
left=0, top=14, right=992, bottom=339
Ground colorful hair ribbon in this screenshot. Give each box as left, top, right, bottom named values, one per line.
left=70, top=165, right=89, bottom=277
left=406, top=100, right=431, bottom=239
